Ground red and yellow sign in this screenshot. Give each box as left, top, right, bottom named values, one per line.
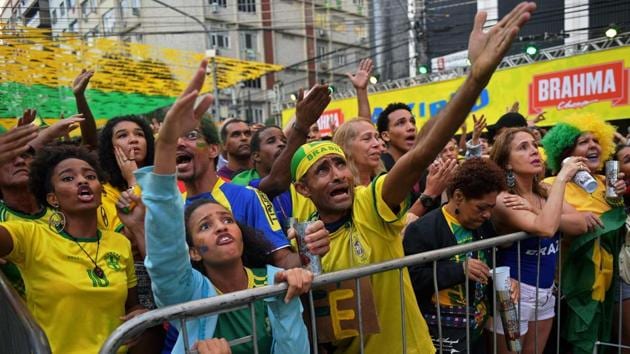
left=282, top=46, right=630, bottom=128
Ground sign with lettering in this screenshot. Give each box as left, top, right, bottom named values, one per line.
left=282, top=46, right=630, bottom=128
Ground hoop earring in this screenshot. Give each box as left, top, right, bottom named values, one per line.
left=100, top=205, right=109, bottom=228
left=506, top=169, right=516, bottom=191
left=48, top=206, right=66, bottom=233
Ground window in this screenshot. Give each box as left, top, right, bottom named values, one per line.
left=66, top=0, right=76, bottom=9
left=51, top=9, right=57, bottom=24
left=245, top=107, right=264, bottom=123
left=238, top=0, right=256, bottom=13
left=69, top=19, right=77, bottom=32
left=102, top=8, right=116, bottom=34
left=240, top=32, right=257, bottom=60
left=81, top=0, right=88, bottom=17
left=211, top=33, right=230, bottom=48
left=335, top=54, right=346, bottom=65
left=90, top=0, right=97, bottom=12
left=243, top=78, right=261, bottom=89
left=131, top=0, right=140, bottom=16
left=60, top=3, right=66, bottom=16
left=317, top=45, right=327, bottom=57
left=209, top=0, right=227, bottom=7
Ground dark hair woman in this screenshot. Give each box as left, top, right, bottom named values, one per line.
left=403, top=158, right=515, bottom=354
left=0, top=144, right=141, bottom=353
left=490, top=127, right=585, bottom=354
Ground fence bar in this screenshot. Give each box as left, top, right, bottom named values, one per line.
left=180, top=318, right=191, bottom=353
left=465, top=252, right=471, bottom=354
left=592, top=341, right=630, bottom=354
left=556, top=236, right=562, bottom=354
left=308, top=291, right=319, bottom=354
left=249, top=303, right=258, bottom=354
left=535, top=237, right=541, bottom=353
left=492, top=246, right=497, bottom=354
left=355, top=278, right=365, bottom=354
left=399, top=269, right=407, bottom=354
left=0, top=272, right=51, bottom=354
left=433, top=261, right=443, bottom=354
left=100, top=231, right=531, bottom=354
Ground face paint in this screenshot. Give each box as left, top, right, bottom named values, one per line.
left=196, top=141, right=207, bottom=148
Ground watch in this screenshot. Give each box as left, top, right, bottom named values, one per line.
left=419, top=193, right=438, bottom=208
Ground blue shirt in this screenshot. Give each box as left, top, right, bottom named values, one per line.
left=185, top=178, right=289, bottom=253
left=497, top=233, right=559, bottom=288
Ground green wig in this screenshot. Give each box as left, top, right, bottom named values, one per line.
left=541, top=113, right=616, bottom=172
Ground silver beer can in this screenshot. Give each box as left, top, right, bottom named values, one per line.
left=290, top=218, right=323, bottom=275
left=606, top=160, right=619, bottom=199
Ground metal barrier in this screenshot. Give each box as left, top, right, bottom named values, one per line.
left=99, top=230, right=628, bottom=354
left=0, top=271, right=51, bottom=353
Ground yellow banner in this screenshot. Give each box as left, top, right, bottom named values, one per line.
left=282, top=46, right=630, bottom=130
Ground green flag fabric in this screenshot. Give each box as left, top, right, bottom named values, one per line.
left=561, top=206, right=626, bottom=354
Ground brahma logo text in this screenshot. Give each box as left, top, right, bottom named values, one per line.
left=318, top=109, right=344, bottom=136
left=529, top=61, right=629, bottom=114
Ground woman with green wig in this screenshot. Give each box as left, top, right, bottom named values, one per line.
left=541, top=113, right=626, bottom=354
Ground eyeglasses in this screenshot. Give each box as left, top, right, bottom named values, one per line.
left=181, top=130, right=201, bottom=141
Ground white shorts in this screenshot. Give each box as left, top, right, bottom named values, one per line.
left=486, top=282, right=555, bottom=335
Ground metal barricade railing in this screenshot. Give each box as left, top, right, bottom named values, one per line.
left=0, top=271, right=51, bottom=353
left=99, top=230, right=627, bottom=354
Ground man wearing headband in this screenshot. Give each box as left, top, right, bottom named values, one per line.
left=290, top=4, right=536, bottom=352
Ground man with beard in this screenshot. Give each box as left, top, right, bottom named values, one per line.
left=290, top=2, right=536, bottom=352
left=217, top=119, right=252, bottom=181
left=232, top=85, right=330, bottom=229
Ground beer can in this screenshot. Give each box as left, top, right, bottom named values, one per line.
left=563, top=157, right=598, bottom=193
left=606, top=160, right=619, bottom=199
left=291, top=218, right=323, bottom=275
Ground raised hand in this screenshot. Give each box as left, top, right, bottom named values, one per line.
left=160, top=59, right=214, bottom=146
left=0, top=124, right=39, bottom=166
left=471, top=114, right=486, bottom=144
left=150, top=118, right=162, bottom=136
left=193, top=338, right=232, bottom=354
left=468, top=2, right=536, bottom=85
left=425, top=158, right=458, bottom=197
left=294, top=85, right=331, bottom=134
left=30, top=114, right=84, bottom=149
left=73, top=69, right=94, bottom=96
left=18, top=109, right=37, bottom=126
left=114, top=145, right=138, bottom=186
left=528, top=111, right=546, bottom=126
left=345, top=58, right=374, bottom=90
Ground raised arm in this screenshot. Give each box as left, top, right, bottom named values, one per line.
left=383, top=2, right=536, bottom=209
left=346, top=58, right=373, bottom=119
left=72, top=70, right=99, bottom=149
left=493, top=158, right=582, bottom=237
left=258, top=85, right=330, bottom=199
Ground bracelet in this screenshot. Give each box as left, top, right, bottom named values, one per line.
left=292, top=122, right=309, bottom=137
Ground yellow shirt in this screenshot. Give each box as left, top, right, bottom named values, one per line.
left=543, top=175, right=610, bottom=215
left=99, top=183, right=142, bottom=232
left=290, top=184, right=317, bottom=222
left=3, top=221, right=137, bottom=354
left=320, top=175, right=435, bottom=354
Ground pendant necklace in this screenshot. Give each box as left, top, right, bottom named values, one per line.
left=71, top=232, right=104, bottom=278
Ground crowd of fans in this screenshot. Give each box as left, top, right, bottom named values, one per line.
left=0, top=2, right=628, bottom=354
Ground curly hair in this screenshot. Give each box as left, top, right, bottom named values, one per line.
left=333, top=119, right=385, bottom=185
left=98, top=116, right=154, bottom=191
left=376, top=102, right=411, bottom=134
left=541, top=113, right=616, bottom=172
left=29, top=144, right=106, bottom=208
left=446, top=158, right=507, bottom=199
left=184, top=199, right=272, bottom=272
left=490, top=127, right=548, bottom=197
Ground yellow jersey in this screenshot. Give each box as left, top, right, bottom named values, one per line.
left=3, top=221, right=137, bottom=354
left=318, top=175, right=435, bottom=354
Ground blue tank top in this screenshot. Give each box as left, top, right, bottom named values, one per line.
left=497, top=233, right=559, bottom=288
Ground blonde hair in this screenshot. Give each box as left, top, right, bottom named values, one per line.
left=333, top=118, right=385, bottom=185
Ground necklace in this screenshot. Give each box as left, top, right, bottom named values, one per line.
left=70, top=231, right=104, bottom=278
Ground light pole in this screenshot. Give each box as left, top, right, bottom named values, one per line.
left=150, top=0, right=220, bottom=122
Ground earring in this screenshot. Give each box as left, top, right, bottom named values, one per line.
left=48, top=205, right=66, bottom=233
left=100, top=205, right=109, bottom=228
left=506, top=169, right=516, bottom=190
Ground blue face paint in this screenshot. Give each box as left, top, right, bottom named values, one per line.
left=198, top=245, right=209, bottom=254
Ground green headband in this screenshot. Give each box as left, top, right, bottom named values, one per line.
left=291, top=141, right=346, bottom=182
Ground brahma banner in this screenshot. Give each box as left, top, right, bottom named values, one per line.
left=282, top=46, right=630, bottom=129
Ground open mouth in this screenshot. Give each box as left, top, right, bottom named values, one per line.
left=585, top=152, right=600, bottom=164
left=329, top=185, right=350, bottom=199
left=77, top=185, right=94, bottom=202
left=216, top=233, right=234, bottom=246
left=176, top=152, right=193, bottom=169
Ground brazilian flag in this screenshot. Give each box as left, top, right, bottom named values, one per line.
left=562, top=207, right=625, bottom=354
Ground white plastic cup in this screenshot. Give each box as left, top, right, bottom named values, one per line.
left=491, top=266, right=511, bottom=291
